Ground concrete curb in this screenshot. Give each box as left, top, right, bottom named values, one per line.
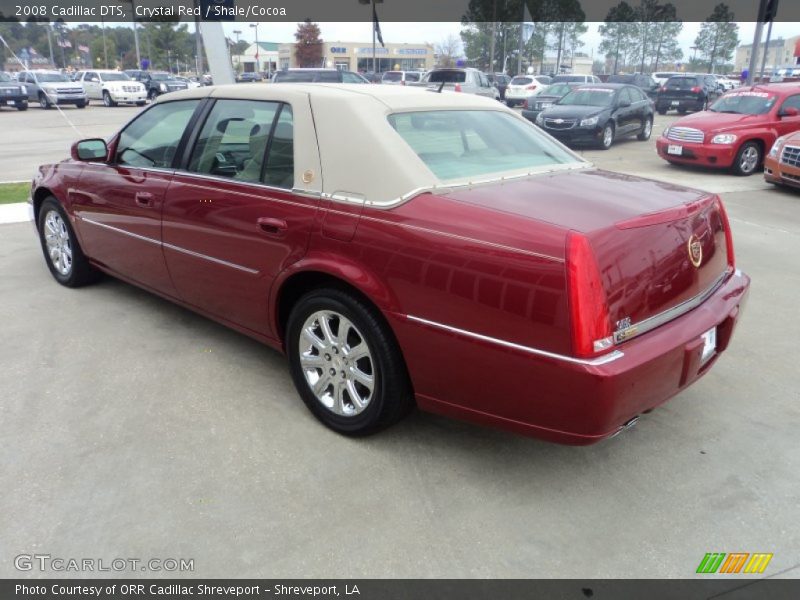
left=0, top=202, right=31, bottom=225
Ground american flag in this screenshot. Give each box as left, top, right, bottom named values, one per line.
left=78, top=45, right=90, bottom=54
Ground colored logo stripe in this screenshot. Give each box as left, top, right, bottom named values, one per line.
left=696, top=553, right=773, bottom=574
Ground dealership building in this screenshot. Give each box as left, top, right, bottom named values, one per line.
left=734, top=35, right=800, bottom=73
left=277, top=41, right=435, bottom=72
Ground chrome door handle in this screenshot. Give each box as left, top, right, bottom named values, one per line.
left=135, top=192, right=154, bottom=207
left=257, top=217, right=288, bottom=236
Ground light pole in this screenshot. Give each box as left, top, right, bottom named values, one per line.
left=233, top=29, right=242, bottom=73
left=250, top=23, right=260, bottom=75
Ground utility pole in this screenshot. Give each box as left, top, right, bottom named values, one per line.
left=130, top=0, right=141, bottom=69
left=747, top=0, right=779, bottom=84
left=101, top=16, right=108, bottom=69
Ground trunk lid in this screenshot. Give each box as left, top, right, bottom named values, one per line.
left=444, top=168, right=731, bottom=342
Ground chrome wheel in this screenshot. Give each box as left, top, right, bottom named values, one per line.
left=643, top=119, right=652, bottom=137
left=739, top=146, right=759, bottom=174
left=298, top=310, right=375, bottom=417
left=43, top=210, right=72, bottom=276
left=602, top=125, right=614, bottom=148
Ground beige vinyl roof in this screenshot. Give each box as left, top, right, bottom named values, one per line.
left=158, top=84, right=585, bottom=207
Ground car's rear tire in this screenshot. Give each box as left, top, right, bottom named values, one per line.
left=599, top=123, right=615, bottom=150
left=677, top=108, right=687, bottom=114
left=103, top=91, right=117, bottom=107
left=637, top=117, right=653, bottom=141
left=731, top=141, right=762, bottom=176
left=136, top=101, right=146, bottom=107
left=657, top=107, right=667, bottom=115
left=39, top=92, right=52, bottom=109
left=76, top=101, right=86, bottom=109
left=506, top=100, right=515, bottom=108
left=148, top=89, right=158, bottom=101
left=37, top=198, right=100, bottom=287
left=16, top=101, right=27, bottom=111
left=286, top=288, right=414, bottom=436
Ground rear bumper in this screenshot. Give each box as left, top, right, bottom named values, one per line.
left=388, top=269, right=750, bottom=445
left=656, top=96, right=705, bottom=112
left=764, top=155, right=800, bottom=188
left=656, top=137, right=737, bottom=168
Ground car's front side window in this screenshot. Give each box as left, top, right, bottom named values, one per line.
left=116, top=100, right=200, bottom=169
left=187, top=99, right=293, bottom=187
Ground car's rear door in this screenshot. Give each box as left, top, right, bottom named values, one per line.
left=161, top=96, right=321, bottom=337
left=83, top=71, right=100, bottom=100
left=70, top=99, right=202, bottom=295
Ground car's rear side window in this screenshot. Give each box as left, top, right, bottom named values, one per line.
left=116, top=100, right=200, bottom=169
left=187, top=99, right=294, bottom=188
left=388, top=110, right=578, bottom=181
left=511, top=77, right=532, bottom=85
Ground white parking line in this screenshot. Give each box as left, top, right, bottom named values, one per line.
left=0, top=202, right=31, bottom=225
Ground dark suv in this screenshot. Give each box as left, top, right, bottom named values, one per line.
left=272, top=69, right=369, bottom=83
left=127, top=71, right=188, bottom=100
left=656, top=74, right=721, bottom=115
left=0, top=71, right=27, bottom=110
left=607, top=73, right=659, bottom=100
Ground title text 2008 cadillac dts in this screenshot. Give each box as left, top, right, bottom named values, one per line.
left=30, top=84, right=749, bottom=444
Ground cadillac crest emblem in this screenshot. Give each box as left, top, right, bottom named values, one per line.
left=688, top=234, right=702, bottom=267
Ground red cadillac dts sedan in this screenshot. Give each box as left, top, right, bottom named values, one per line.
left=30, top=84, right=750, bottom=445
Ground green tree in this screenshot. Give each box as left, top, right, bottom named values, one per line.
left=693, top=3, right=739, bottom=73
left=598, top=2, right=638, bottom=74
left=294, top=20, right=323, bottom=68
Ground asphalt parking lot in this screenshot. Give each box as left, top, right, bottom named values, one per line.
left=1, top=100, right=799, bottom=580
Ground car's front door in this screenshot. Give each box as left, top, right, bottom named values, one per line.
left=70, top=99, right=201, bottom=295
left=614, top=88, right=636, bottom=135
left=161, top=97, right=321, bottom=337
left=83, top=71, right=100, bottom=100
left=775, top=94, right=800, bottom=136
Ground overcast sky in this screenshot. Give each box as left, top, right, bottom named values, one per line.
left=223, top=21, right=799, bottom=60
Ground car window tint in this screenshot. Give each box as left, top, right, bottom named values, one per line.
left=188, top=99, right=281, bottom=183
left=263, top=105, right=294, bottom=188
left=388, top=110, right=577, bottom=181
left=316, top=71, right=340, bottom=82
left=342, top=71, right=365, bottom=83
left=619, top=88, right=634, bottom=104
left=428, top=71, right=467, bottom=83
left=781, top=94, right=800, bottom=111
left=116, top=100, right=200, bottom=169
left=405, top=72, right=420, bottom=82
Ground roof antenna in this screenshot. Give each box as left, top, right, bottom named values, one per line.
left=437, top=80, right=445, bottom=93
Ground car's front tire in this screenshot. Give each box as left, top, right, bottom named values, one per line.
left=37, top=198, right=100, bottom=287
left=732, top=141, right=762, bottom=176
left=599, top=123, right=615, bottom=150
left=286, top=288, right=413, bottom=436
left=657, top=107, right=667, bottom=115
left=15, top=101, right=27, bottom=111
left=103, top=91, right=117, bottom=107
left=75, top=101, right=86, bottom=109
left=147, top=89, right=158, bottom=101
left=136, top=101, right=146, bottom=107
left=39, top=92, right=52, bottom=109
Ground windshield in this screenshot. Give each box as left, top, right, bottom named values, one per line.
left=427, top=71, right=467, bottom=83
left=540, top=84, right=572, bottom=97
left=558, top=88, right=615, bottom=107
left=150, top=73, right=170, bottom=81
left=36, top=73, right=69, bottom=82
left=383, top=72, right=402, bottom=82
left=274, top=71, right=322, bottom=82
left=709, top=91, right=777, bottom=115
left=388, top=110, right=579, bottom=181
left=510, top=76, right=533, bottom=86
left=665, top=77, right=698, bottom=89
left=102, top=72, right=130, bottom=81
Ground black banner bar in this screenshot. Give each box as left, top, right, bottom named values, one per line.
left=3, top=579, right=800, bottom=600
left=1, top=0, right=800, bottom=23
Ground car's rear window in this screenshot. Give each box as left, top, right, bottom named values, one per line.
left=274, top=71, right=318, bottom=82
left=553, top=75, right=586, bottom=83
left=383, top=72, right=402, bottom=82
left=388, top=110, right=578, bottom=181
left=511, top=77, right=533, bottom=85
left=405, top=72, right=420, bottom=82
left=666, top=77, right=698, bottom=89
left=428, top=71, right=467, bottom=83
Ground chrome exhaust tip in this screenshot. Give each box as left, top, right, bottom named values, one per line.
left=610, top=416, right=640, bottom=439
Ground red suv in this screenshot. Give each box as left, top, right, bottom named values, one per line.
left=656, top=83, right=800, bottom=175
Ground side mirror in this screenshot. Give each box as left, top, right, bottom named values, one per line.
left=780, top=106, right=799, bottom=118
left=71, top=139, right=108, bottom=162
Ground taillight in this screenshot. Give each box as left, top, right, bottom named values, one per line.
left=526, top=84, right=537, bottom=90
left=660, top=86, right=667, bottom=92
left=691, top=86, right=701, bottom=93
left=566, top=231, right=613, bottom=358
left=454, top=83, right=462, bottom=92
left=716, top=198, right=736, bottom=269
